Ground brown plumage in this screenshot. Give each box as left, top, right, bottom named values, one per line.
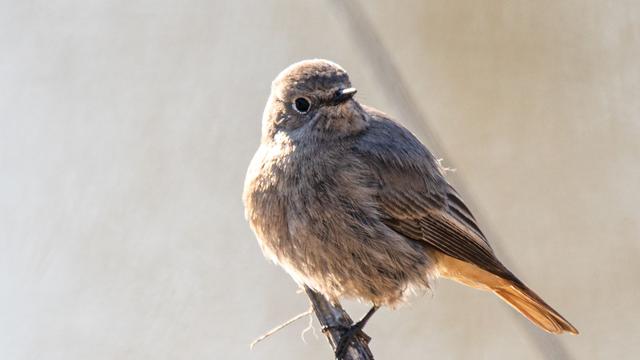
left=243, top=59, right=578, bottom=335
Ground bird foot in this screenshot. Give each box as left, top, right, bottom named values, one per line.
left=335, top=323, right=366, bottom=359
left=320, top=306, right=378, bottom=359
left=321, top=322, right=368, bottom=360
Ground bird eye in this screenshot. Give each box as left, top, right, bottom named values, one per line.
left=293, top=97, right=311, bottom=113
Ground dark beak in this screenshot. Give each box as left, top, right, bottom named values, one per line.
left=333, top=87, right=357, bottom=104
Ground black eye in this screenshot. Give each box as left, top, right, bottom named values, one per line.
left=293, top=97, right=311, bottom=113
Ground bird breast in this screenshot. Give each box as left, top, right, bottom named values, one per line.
left=243, top=140, right=435, bottom=305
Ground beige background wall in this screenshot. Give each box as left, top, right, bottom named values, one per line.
left=1, top=1, right=638, bottom=359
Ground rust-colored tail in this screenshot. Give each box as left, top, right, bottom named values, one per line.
left=436, top=253, right=578, bottom=335
left=494, top=284, right=578, bottom=335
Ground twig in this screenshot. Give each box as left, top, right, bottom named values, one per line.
left=250, top=308, right=313, bottom=349
left=301, top=309, right=317, bottom=342
left=304, top=286, right=374, bottom=360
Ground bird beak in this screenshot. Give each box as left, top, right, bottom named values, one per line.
left=333, top=87, right=357, bottom=104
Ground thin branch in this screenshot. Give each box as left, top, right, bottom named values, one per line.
left=250, top=308, right=313, bottom=349
left=301, top=309, right=317, bottom=342
left=304, top=286, right=374, bottom=360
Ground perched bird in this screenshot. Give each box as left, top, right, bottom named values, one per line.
left=243, top=59, right=578, bottom=357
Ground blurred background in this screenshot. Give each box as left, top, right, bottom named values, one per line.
left=1, top=1, right=639, bottom=359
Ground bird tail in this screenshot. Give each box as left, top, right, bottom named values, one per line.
left=435, top=253, right=578, bottom=335
left=494, top=283, right=578, bottom=335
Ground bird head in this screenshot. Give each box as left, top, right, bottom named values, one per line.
left=262, top=59, right=367, bottom=143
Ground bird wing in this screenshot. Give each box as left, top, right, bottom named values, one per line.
left=354, top=110, right=516, bottom=281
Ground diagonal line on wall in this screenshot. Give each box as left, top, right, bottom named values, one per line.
left=328, top=1, right=575, bottom=359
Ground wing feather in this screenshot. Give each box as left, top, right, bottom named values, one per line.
left=355, top=109, right=517, bottom=282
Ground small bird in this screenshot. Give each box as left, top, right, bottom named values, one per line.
left=243, top=59, right=578, bottom=357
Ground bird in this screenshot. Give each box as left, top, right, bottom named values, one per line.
left=243, top=59, right=578, bottom=357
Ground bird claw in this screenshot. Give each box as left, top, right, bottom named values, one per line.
left=334, top=322, right=366, bottom=360
left=321, top=324, right=349, bottom=334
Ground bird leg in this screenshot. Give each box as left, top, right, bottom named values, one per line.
left=322, top=305, right=378, bottom=360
